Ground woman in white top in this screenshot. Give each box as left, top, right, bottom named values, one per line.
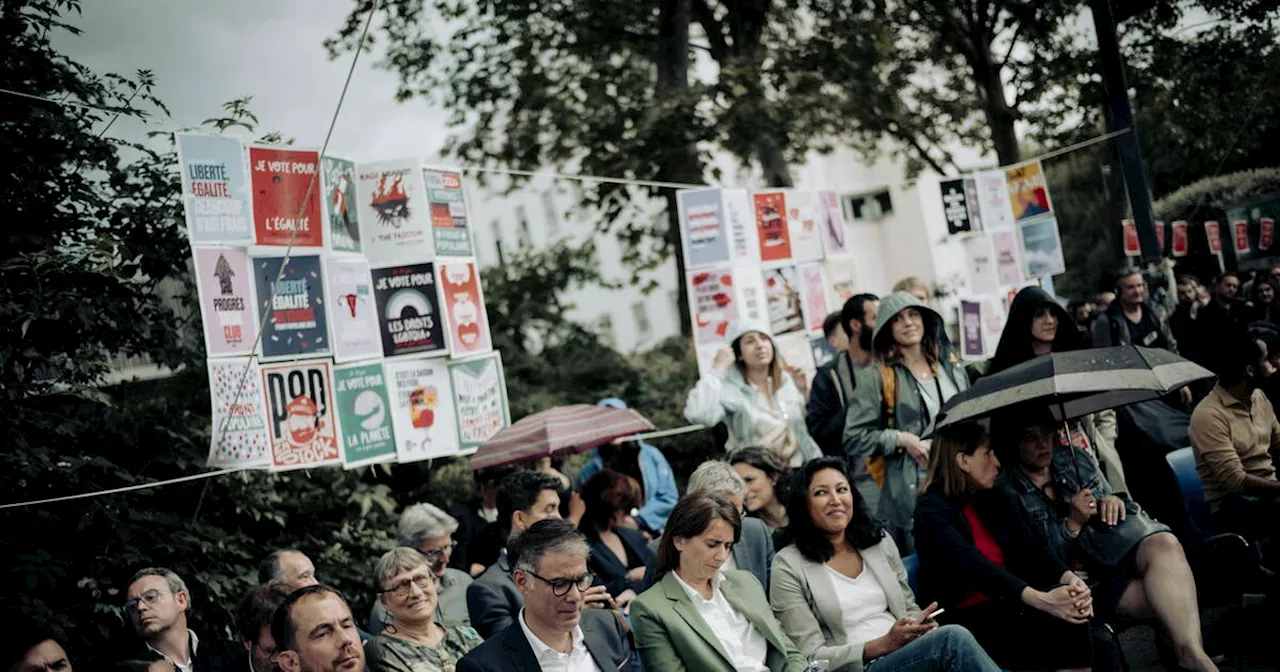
left=685, top=320, right=822, bottom=468
left=770, top=457, right=999, bottom=672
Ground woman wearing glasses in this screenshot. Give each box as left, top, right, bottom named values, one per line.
left=371, top=503, right=474, bottom=633
left=366, top=548, right=484, bottom=672
left=630, top=493, right=808, bottom=671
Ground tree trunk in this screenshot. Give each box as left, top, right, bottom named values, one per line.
left=972, top=47, right=1021, bottom=166
left=757, top=135, right=794, bottom=187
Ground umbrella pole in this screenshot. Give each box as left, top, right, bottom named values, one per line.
left=1060, top=402, right=1083, bottom=487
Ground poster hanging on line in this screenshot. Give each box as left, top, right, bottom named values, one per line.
left=723, top=189, right=760, bottom=264
left=976, top=170, right=1015, bottom=230
left=752, top=191, right=793, bottom=262
left=372, top=263, right=447, bottom=358
left=960, top=300, right=985, bottom=360
left=688, top=268, right=739, bottom=346
left=423, top=168, right=474, bottom=257
left=323, top=257, right=383, bottom=363
left=322, top=156, right=361, bottom=253
left=449, top=353, right=511, bottom=454
left=260, top=359, right=342, bottom=470
left=1172, top=221, right=1189, bottom=257
left=1205, top=221, right=1222, bottom=254
left=763, top=265, right=805, bottom=336
left=679, top=189, right=734, bottom=269
left=818, top=191, right=852, bottom=256
left=206, top=357, right=272, bottom=468
left=1232, top=220, right=1250, bottom=253
left=192, top=246, right=258, bottom=357
left=991, top=229, right=1023, bottom=286
left=251, top=253, right=332, bottom=360
left=961, top=235, right=999, bottom=296
left=176, top=133, right=254, bottom=245
left=1155, top=221, right=1165, bottom=252
left=384, top=357, right=460, bottom=463
left=781, top=190, right=824, bottom=262
left=437, top=261, right=493, bottom=357
left=940, top=179, right=973, bottom=235
left=1017, top=216, right=1066, bottom=279
left=1122, top=219, right=1140, bottom=257
left=964, top=178, right=984, bottom=232
left=356, top=159, right=435, bottom=266
left=249, top=146, right=324, bottom=247
left=333, top=362, right=398, bottom=469
left=1006, top=161, right=1053, bottom=223
left=1261, top=218, right=1275, bottom=251
left=823, top=258, right=859, bottom=312
left=797, top=262, right=829, bottom=333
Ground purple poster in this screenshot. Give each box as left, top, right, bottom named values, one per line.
left=961, top=300, right=984, bottom=358
left=193, top=246, right=258, bottom=357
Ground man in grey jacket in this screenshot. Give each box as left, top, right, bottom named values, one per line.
left=1093, top=269, right=1191, bottom=405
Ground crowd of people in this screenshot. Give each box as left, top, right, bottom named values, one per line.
left=14, top=266, right=1280, bottom=672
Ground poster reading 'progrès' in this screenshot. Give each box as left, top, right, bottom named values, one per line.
left=372, top=263, right=446, bottom=358
left=423, top=169, right=473, bottom=257
left=249, top=146, right=324, bottom=247
left=437, top=261, right=492, bottom=357
left=252, top=254, right=331, bottom=360
left=333, top=362, right=397, bottom=468
left=206, top=357, right=271, bottom=468
left=192, top=246, right=257, bottom=357
left=323, top=257, right=383, bottom=363
left=384, top=357, right=460, bottom=463
left=356, top=159, right=434, bottom=265
left=449, top=353, right=511, bottom=454
left=260, top=360, right=342, bottom=470
left=176, top=133, right=253, bottom=245
left=322, top=156, right=361, bottom=253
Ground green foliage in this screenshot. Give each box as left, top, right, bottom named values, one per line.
left=1153, top=167, right=1280, bottom=222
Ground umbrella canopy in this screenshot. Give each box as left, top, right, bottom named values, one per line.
left=929, top=345, right=1212, bottom=435
left=467, top=404, right=656, bottom=471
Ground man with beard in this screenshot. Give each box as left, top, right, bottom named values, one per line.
left=272, top=587, right=364, bottom=672
left=123, top=568, right=241, bottom=672
left=283, top=396, right=337, bottom=462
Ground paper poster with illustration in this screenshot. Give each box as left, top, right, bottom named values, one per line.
left=251, top=254, right=331, bottom=360
left=775, top=332, right=816, bottom=388
left=176, top=133, right=253, bottom=245
left=976, top=169, right=1015, bottom=230
left=941, top=179, right=973, bottom=235
left=1018, top=216, right=1066, bottom=278
left=249, top=146, right=324, bottom=247
left=679, top=189, right=733, bottom=269
left=991, top=229, right=1024, bottom=286
left=437, top=261, right=493, bottom=357
left=193, top=246, right=257, bottom=357
left=688, top=267, right=739, bottom=346
left=372, top=263, right=446, bottom=358
left=260, top=360, right=342, bottom=470
left=723, top=189, right=760, bottom=264
left=1205, top=221, right=1222, bottom=254
left=960, top=300, right=985, bottom=359
left=810, top=335, right=837, bottom=369
left=356, top=159, right=434, bottom=266
left=1006, top=161, right=1053, bottom=223
left=384, top=357, right=460, bottom=463
left=752, top=191, right=793, bottom=262
left=206, top=357, right=271, bottom=468
left=734, top=265, right=769, bottom=326
left=818, top=191, right=852, bottom=257
left=333, top=362, right=398, bottom=469
left=782, top=190, right=825, bottom=262
left=323, top=257, right=383, bottom=363
left=964, top=178, right=984, bottom=233
left=763, top=266, right=804, bottom=336
left=322, top=156, right=361, bottom=253
left=1233, top=220, right=1250, bottom=253
left=449, top=353, right=511, bottom=454
left=1261, top=218, right=1275, bottom=251
left=1122, top=219, right=1140, bottom=257
left=1172, top=221, right=1189, bottom=257
left=823, top=258, right=859, bottom=311
left=423, top=168, right=474, bottom=257
left=797, top=262, right=829, bottom=333
left=962, top=235, right=999, bottom=296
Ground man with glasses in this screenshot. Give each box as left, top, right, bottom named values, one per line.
left=368, top=503, right=472, bottom=632
left=123, top=567, right=240, bottom=672
left=457, top=519, right=636, bottom=672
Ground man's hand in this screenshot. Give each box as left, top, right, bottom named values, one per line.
left=583, top=585, right=616, bottom=610
left=1098, top=495, right=1127, bottom=527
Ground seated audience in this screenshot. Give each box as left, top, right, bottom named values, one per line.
left=371, top=504, right=473, bottom=632
left=271, top=586, right=364, bottom=672
left=578, top=398, right=679, bottom=537
left=122, top=567, right=241, bottom=672
left=257, top=550, right=319, bottom=592
left=8, top=630, right=72, bottom=672
left=730, top=446, right=790, bottom=538
left=579, top=469, right=654, bottom=611
left=998, top=415, right=1218, bottom=672
left=912, top=423, right=1094, bottom=672
left=236, top=581, right=292, bottom=672
left=451, top=466, right=517, bottom=576
left=115, top=661, right=173, bottom=672
left=457, top=519, right=637, bottom=672
left=771, top=457, right=999, bottom=672
left=365, top=548, right=483, bottom=672
left=630, top=494, right=808, bottom=672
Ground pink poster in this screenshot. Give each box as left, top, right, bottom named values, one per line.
left=689, top=268, right=738, bottom=346
left=192, top=246, right=258, bottom=357
left=437, top=261, right=493, bottom=357
left=991, top=230, right=1023, bottom=286
left=798, top=262, right=829, bottom=332
left=818, top=191, right=850, bottom=257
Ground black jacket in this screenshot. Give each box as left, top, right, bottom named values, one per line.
left=132, top=633, right=242, bottom=672
left=584, top=526, right=654, bottom=597
left=457, top=609, right=637, bottom=672
left=989, top=286, right=1085, bottom=375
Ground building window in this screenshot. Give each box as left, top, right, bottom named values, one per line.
left=542, top=191, right=560, bottom=236
left=844, top=189, right=894, bottom=221
left=632, top=301, right=652, bottom=339
left=595, top=314, right=616, bottom=348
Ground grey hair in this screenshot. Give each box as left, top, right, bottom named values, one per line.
left=128, top=567, right=190, bottom=602
left=687, top=460, right=746, bottom=498
left=373, top=547, right=433, bottom=590
left=397, top=503, right=459, bottom=548
left=510, top=519, right=591, bottom=576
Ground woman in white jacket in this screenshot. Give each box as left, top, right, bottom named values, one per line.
left=684, top=320, right=822, bottom=467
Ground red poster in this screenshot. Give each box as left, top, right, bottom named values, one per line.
left=1171, top=221, right=1189, bottom=257
left=1232, top=220, right=1250, bottom=253
left=753, top=192, right=793, bottom=262
left=1205, top=221, right=1222, bottom=254
left=1261, top=218, right=1275, bottom=251
left=1121, top=219, right=1140, bottom=256
left=436, top=261, right=493, bottom=357
left=250, top=146, right=324, bottom=247
left=1155, top=221, right=1165, bottom=252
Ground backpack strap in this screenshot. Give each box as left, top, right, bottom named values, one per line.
left=833, top=353, right=858, bottom=407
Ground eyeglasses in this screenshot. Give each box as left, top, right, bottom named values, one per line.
left=420, top=540, right=458, bottom=563
left=525, top=570, right=595, bottom=597
left=380, top=573, right=435, bottom=598
left=123, top=588, right=165, bottom=614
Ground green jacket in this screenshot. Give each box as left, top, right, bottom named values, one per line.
left=631, top=569, right=809, bottom=672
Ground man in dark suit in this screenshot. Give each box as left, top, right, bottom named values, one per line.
left=458, top=519, right=637, bottom=672
left=122, top=568, right=242, bottom=672
left=642, top=460, right=774, bottom=591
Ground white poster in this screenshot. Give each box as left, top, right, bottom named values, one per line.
left=323, top=257, right=384, bottom=363
left=355, top=159, right=435, bottom=266
left=384, top=357, right=460, bottom=463
left=962, top=235, right=1000, bottom=296
left=975, top=169, right=1015, bottom=231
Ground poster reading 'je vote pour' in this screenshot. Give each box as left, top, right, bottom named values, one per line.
left=333, top=362, right=398, bottom=469
left=372, top=263, right=446, bottom=358
left=249, top=146, right=324, bottom=247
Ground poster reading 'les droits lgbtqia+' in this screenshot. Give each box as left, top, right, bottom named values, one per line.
left=323, top=257, right=383, bottom=363
left=372, top=263, right=446, bottom=358
left=260, top=360, right=342, bottom=470
left=192, top=246, right=257, bottom=357
left=249, top=146, right=324, bottom=247
left=206, top=357, right=271, bottom=468
left=333, top=362, right=398, bottom=469
left=177, top=133, right=254, bottom=245
left=449, top=353, right=511, bottom=454
left=423, top=169, right=474, bottom=257
left=384, top=357, right=460, bottom=463
left=252, top=254, right=332, bottom=360
left=322, top=156, right=361, bottom=253
left=356, top=159, right=435, bottom=265
left=437, top=261, right=493, bottom=357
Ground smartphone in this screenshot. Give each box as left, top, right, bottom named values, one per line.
left=922, top=608, right=945, bottom=622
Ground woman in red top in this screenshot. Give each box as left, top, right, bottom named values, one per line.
left=912, top=421, right=1094, bottom=672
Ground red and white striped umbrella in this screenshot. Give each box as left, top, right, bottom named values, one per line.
left=467, top=404, right=656, bottom=471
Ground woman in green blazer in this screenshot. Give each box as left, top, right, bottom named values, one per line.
left=630, top=494, right=809, bottom=672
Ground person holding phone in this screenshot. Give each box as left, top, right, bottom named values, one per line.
left=770, top=457, right=1000, bottom=672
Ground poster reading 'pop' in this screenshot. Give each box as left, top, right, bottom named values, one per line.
left=763, top=266, right=804, bottom=336
left=333, top=362, right=398, bottom=469
left=176, top=133, right=253, bottom=245
left=689, top=268, right=738, bottom=346
left=372, top=263, right=446, bottom=358
left=385, top=357, right=460, bottom=463
left=437, top=261, right=493, bottom=357
left=449, top=353, right=511, bottom=454
left=753, top=192, right=793, bottom=262
left=260, top=360, right=342, bottom=470
left=206, top=357, right=271, bottom=468
left=322, top=156, right=361, bottom=253
left=323, top=257, right=383, bottom=363
left=252, top=254, right=331, bottom=360
left=249, top=146, right=324, bottom=247
left=424, top=169, right=474, bottom=257
left=357, top=159, right=434, bottom=265
left=193, top=246, right=257, bottom=357
left=1006, top=161, right=1053, bottom=223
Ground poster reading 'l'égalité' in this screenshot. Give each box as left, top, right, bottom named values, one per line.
left=356, top=159, right=434, bottom=265
left=322, top=156, right=361, bottom=253
left=384, top=357, right=459, bottom=463
left=249, top=146, right=324, bottom=247
left=372, top=263, right=446, bottom=358
left=333, top=362, right=397, bottom=468
left=176, top=133, right=253, bottom=245
left=423, top=169, right=473, bottom=257
left=192, top=246, right=257, bottom=357
left=260, top=360, right=342, bottom=470
left=252, top=254, right=331, bottom=360
left=449, top=353, right=510, bottom=453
